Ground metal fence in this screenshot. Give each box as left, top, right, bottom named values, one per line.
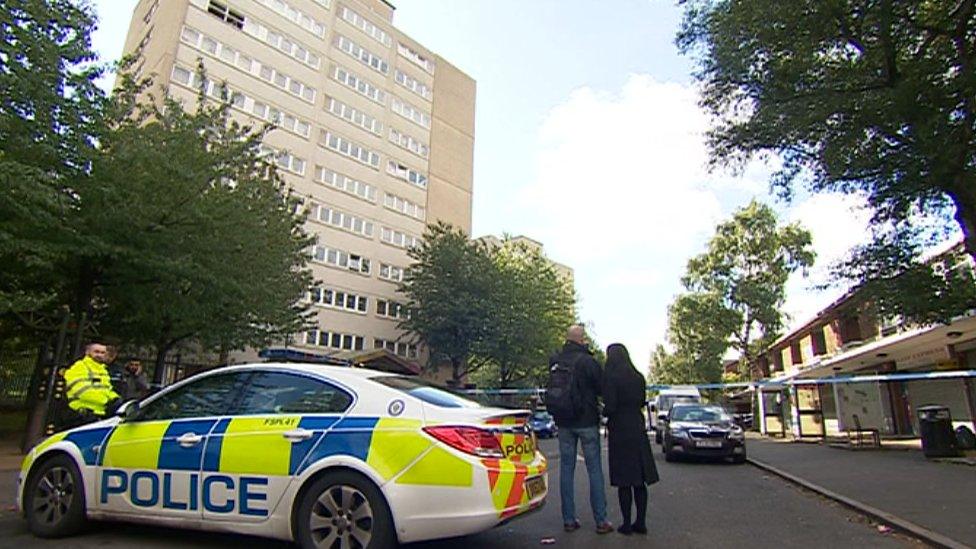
left=0, top=349, right=36, bottom=408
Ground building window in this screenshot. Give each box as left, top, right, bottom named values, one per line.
left=811, top=328, right=828, bottom=356
left=376, top=299, right=409, bottom=320
left=243, top=20, right=321, bottom=69
left=391, top=96, right=431, bottom=129
left=336, top=34, right=389, bottom=75
left=207, top=0, right=245, bottom=30
left=383, top=192, right=425, bottom=220
left=311, top=203, right=374, bottom=238
left=397, top=42, right=435, bottom=74
left=326, top=96, right=382, bottom=136
left=331, top=64, right=386, bottom=105
left=380, top=227, right=421, bottom=250
left=310, top=244, right=371, bottom=275
left=388, top=127, right=429, bottom=159
left=253, top=0, right=326, bottom=37
left=379, top=263, right=406, bottom=283
left=386, top=159, right=427, bottom=189
left=143, top=0, right=159, bottom=23
left=306, top=329, right=365, bottom=351
left=314, top=166, right=376, bottom=202
left=319, top=130, right=381, bottom=168
left=339, top=4, right=391, bottom=46
left=260, top=146, right=306, bottom=175
left=394, top=69, right=432, bottom=101
left=308, top=286, right=369, bottom=314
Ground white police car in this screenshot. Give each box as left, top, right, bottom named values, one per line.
left=18, top=363, right=547, bottom=548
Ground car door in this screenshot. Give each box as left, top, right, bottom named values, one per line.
left=96, top=371, right=248, bottom=520
left=201, top=370, right=354, bottom=523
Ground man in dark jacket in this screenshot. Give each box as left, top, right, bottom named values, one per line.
left=550, top=325, right=612, bottom=534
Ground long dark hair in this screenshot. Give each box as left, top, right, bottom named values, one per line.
left=605, top=343, right=641, bottom=380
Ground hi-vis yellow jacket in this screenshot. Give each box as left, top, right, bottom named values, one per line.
left=63, top=356, right=120, bottom=416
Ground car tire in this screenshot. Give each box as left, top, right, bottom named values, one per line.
left=663, top=446, right=676, bottom=462
left=24, top=454, right=87, bottom=538
left=295, top=470, right=396, bottom=549
left=732, top=451, right=747, bottom=464
left=654, top=431, right=662, bottom=444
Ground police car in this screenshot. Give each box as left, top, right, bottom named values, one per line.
left=17, top=363, right=548, bottom=548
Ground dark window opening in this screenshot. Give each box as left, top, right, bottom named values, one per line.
left=208, top=0, right=245, bottom=30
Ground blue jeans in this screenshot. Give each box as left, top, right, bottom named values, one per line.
left=557, top=425, right=607, bottom=525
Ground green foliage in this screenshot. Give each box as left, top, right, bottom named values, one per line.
left=678, top=0, right=976, bottom=298
left=398, top=226, right=578, bottom=385
left=0, top=0, right=105, bottom=315
left=398, top=222, right=497, bottom=381
left=479, top=238, right=576, bottom=387
left=91, top=69, right=314, bottom=372
left=658, top=201, right=814, bottom=382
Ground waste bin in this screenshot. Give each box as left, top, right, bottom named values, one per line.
left=917, top=405, right=960, bottom=458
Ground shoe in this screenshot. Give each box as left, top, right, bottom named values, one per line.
left=617, top=524, right=633, bottom=535
left=631, top=523, right=647, bottom=535
left=595, top=522, right=614, bottom=534
left=563, top=520, right=581, bottom=532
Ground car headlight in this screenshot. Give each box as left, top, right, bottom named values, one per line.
left=729, top=426, right=745, bottom=440
left=671, top=428, right=689, bottom=439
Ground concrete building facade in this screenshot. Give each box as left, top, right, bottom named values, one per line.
left=121, top=0, right=475, bottom=367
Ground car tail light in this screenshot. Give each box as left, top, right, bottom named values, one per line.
left=423, top=426, right=505, bottom=458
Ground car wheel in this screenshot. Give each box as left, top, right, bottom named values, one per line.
left=664, top=447, right=676, bottom=462
left=654, top=431, right=662, bottom=444
left=732, top=451, right=747, bottom=464
left=25, top=454, right=87, bottom=538
left=296, top=470, right=396, bottom=549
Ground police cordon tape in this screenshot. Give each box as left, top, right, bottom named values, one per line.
left=459, top=369, right=976, bottom=396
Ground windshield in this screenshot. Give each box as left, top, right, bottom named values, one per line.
left=372, top=376, right=484, bottom=409
left=671, top=406, right=732, bottom=422
left=660, top=395, right=698, bottom=412
left=532, top=412, right=552, bottom=421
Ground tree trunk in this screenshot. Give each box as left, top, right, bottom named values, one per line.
left=949, top=184, right=976, bottom=266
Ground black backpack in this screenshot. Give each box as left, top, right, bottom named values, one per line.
left=546, top=354, right=583, bottom=422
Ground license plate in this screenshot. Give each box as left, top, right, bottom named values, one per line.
left=525, top=476, right=545, bottom=499
left=696, top=440, right=723, bottom=448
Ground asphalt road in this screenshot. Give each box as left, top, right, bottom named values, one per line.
left=0, top=437, right=924, bottom=548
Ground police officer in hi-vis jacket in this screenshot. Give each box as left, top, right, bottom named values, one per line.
left=63, top=342, right=122, bottom=424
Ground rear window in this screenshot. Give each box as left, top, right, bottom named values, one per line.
left=372, top=376, right=484, bottom=409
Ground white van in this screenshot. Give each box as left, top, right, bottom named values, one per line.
left=649, top=386, right=702, bottom=443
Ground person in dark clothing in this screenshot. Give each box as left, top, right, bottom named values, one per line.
left=550, top=325, right=612, bottom=534
left=603, top=343, right=659, bottom=535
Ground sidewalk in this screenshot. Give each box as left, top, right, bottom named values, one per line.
left=746, top=434, right=976, bottom=548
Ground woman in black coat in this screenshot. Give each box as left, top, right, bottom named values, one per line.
left=603, top=343, right=659, bottom=535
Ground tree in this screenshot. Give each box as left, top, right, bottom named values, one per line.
left=657, top=292, right=738, bottom=384
left=681, top=201, right=815, bottom=378
left=478, top=238, right=576, bottom=388
left=677, top=0, right=976, bottom=310
left=0, top=0, right=104, bottom=318
left=398, top=222, right=497, bottom=383
left=90, top=70, right=313, bottom=381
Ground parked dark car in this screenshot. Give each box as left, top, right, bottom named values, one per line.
left=662, top=403, right=746, bottom=463
left=529, top=411, right=557, bottom=438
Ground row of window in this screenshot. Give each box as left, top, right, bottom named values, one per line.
left=253, top=0, right=327, bottom=37
left=331, top=63, right=387, bottom=105
left=320, top=129, right=381, bottom=168
left=180, top=25, right=316, bottom=103
left=383, top=192, right=426, bottom=220
left=244, top=15, right=321, bottom=68
left=375, top=338, right=419, bottom=359
left=308, top=286, right=368, bottom=313
left=260, top=145, right=306, bottom=176
left=310, top=244, right=371, bottom=275
left=336, top=34, right=389, bottom=75
left=397, top=42, right=436, bottom=75
left=391, top=96, right=431, bottom=129
left=389, top=127, right=429, bottom=159
left=387, top=160, right=428, bottom=189
left=305, top=329, right=366, bottom=351
left=312, top=203, right=375, bottom=238
left=315, top=165, right=377, bottom=202
left=394, top=69, right=432, bottom=102
left=380, top=227, right=421, bottom=250
left=379, top=263, right=406, bottom=283
left=338, top=4, right=391, bottom=47
left=376, top=299, right=409, bottom=320
left=326, top=95, right=382, bottom=136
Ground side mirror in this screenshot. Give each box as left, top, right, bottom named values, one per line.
left=116, top=400, right=140, bottom=421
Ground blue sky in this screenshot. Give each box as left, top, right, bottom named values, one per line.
left=91, top=0, right=873, bottom=372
